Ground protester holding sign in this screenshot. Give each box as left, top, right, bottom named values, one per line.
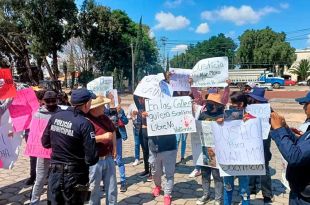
left=196, top=93, right=225, bottom=205
left=222, top=91, right=251, bottom=205
left=246, top=88, right=274, bottom=203
left=104, top=94, right=129, bottom=192
left=270, top=92, right=310, bottom=205
left=134, top=95, right=152, bottom=180
left=29, top=91, right=60, bottom=205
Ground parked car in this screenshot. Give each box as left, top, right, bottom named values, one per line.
left=297, top=81, right=309, bottom=86
left=284, top=79, right=297, bottom=86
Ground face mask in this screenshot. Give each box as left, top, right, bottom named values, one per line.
left=46, top=104, right=58, bottom=112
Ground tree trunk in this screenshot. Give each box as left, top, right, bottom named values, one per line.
left=52, top=49, right=59, bottom=79
left=24, top=54, right=37, bottom=85
left=43, top=57, right=57, bottom=81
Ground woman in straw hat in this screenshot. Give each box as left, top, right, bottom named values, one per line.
left=86, top=96, right=118, bottom=205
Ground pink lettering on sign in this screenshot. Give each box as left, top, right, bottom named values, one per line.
left=24, top=117, right=51, bottom=158
left=8, top=88, right=39, bottom=132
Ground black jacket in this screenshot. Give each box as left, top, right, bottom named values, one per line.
left=42, top=107, right=98, bottom=167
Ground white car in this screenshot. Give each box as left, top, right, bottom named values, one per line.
left=297, top=81, right=309, bottom=86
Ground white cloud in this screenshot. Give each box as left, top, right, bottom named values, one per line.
left=154, top=12, right=190, bottom=30
left=148, top=30, right=155, bottom=38
left=171, top=44, right=188, bottom=53
left=164, top=0, right=183, bottom=8
left=201, top=5, right=279, bottom=26
left=195, top=23, right=210, bottom=34
left=280, top=3, right=289, bottom=9
left=164, top=0, right=195, bottom=8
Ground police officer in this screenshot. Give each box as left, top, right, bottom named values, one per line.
left=42, top=88, right=99, bottom=205
left=270, top=91, right=310, bottom=205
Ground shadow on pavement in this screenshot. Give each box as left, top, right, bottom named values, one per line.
left=118, top=193, right=153, bottom=205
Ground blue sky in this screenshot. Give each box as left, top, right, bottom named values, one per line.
left=75, top=0, right=310, bottom=56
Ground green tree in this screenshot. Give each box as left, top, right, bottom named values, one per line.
left=0, top=0, right=38, bottom=84
left=290, top=59, right=310, bottom=81
left=170, top=34, right=237, bottom=69
left=236, top=27, right=296, bottom=69
left=24, top=0, right=78, bottom=80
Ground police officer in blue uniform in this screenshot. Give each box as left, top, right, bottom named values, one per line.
left=270, top=92, right=310, bottom=205
left=42, top=88, right=99, bottom=205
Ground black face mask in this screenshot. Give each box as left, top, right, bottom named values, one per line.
left=46, top=104, right=58, bottom=112
left=206, top=103, right=224, bottom=117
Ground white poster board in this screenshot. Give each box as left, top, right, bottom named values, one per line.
left=0, top=110, right=23, bottom=169
left=145, top=96, right=196, bottom=136
left=191, top=57, right=228, bottom=87
left=134, top=73, right=172, bottom=99
left=87, top=76, right=113, bottom=96
left=169, top=68, right=191, bottom=91
left=211, top=119, right=265, bottom=165
left=246, top=104, right=271, bottom=139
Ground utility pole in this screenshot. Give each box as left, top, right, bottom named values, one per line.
left=131, top=41, right=135, bottom=93
left=160, top=36, right=168, bottom=69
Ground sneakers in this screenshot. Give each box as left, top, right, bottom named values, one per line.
left=132, top=159, right=142, bottom=166
left=152, top=186, right=161, bottom=197
left=120, top=181, right=127, bottom=192
left=146, top=174, right=153, bottom=182
left=180, top=158, right=186, bottom=164
left=139, top=171, right=150, bottom=178
left=189, top=169, right=201, bottom=178
left=196, top=195, right=210, bottom=205
left=25, top=177, right=35, bottom=185
left=164, top=195, right=172, bottom=205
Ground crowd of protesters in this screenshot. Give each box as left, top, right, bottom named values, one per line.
left=1, top=72, right=310, bottom=205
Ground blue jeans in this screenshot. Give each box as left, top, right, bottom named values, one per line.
left=176, top=133, right=187, bottom=159
left=116, top=138, right=126, bottom=182
left=89, top=156, right=117, bottom=205
left=133, top=127, right=140, bottom=160
left=224, top=176, right=250, bottom=205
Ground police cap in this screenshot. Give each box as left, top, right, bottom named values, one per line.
left=71, top=88, right=97, bottom=106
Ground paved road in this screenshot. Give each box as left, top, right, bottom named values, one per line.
left=0, top=95, right=306, bottom=205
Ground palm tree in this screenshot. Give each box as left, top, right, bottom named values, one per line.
left=291, top=59, right=310, bottom=81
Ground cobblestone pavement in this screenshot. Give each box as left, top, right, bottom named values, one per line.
left=0, top=95, right=306, bottom=205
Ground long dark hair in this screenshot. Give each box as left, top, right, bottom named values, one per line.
left=230, top=91, right=247, bottom=108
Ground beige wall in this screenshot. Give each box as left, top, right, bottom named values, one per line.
left=284, top=49, right=310, bottom=81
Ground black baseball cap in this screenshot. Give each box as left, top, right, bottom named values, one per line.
left=43, top=91, right=57, bottom=100
left=71, top=88, right=96, bottom=106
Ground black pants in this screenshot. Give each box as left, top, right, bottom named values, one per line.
left=139, top=128, right=150, bottom=173
left=48, top=166, right=89, bottom=205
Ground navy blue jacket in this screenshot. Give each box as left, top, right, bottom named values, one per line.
left=271, top=127, right=310, bottom=193
left=148, top=134, right=177, bottom=153
left=42, top=107, right=98, bottom=167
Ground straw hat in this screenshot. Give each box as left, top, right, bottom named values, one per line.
left=206, top=93, right=223, bottom=105
left=90, top=95, right=111, bottom=109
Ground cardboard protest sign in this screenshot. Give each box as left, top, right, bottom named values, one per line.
left=145, top=96, right=196, bottom=136
left=134, top=73, right=172, bottom=99
left=211, top=119, right=265, bottom=165
left=24, top=117, right=51, bottom=158
left=191, top=121, right=217, bottom=168
left=218, top=164, right=266, bottom=177
left=8, top=88, right=40, bottom=132
left=246, top=104, right=271, bottom=139
left=169, top=68, right=191, bottom=91
left=0, top=69, right=17, bottom=100
left=0, top=111, right=23, bottom=169
left=87, top=76, right=113, bottom=96
left=191, top=57, right=228, bottom=87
